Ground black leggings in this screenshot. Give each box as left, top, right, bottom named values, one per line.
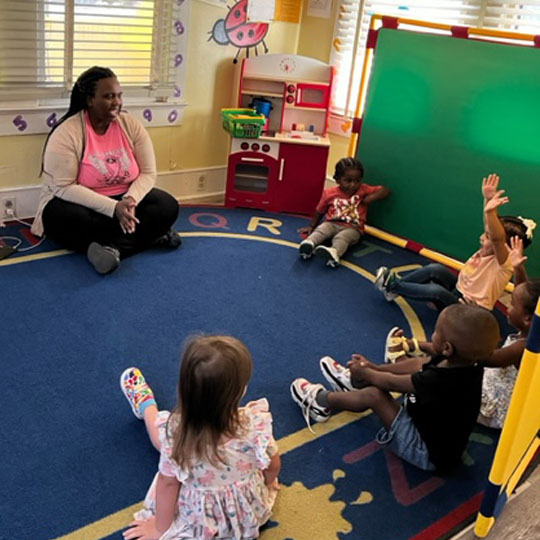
left=42, top=188, right=179, bottom=257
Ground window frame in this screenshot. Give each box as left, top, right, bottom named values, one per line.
left=0, top=0, right=188, bottom=103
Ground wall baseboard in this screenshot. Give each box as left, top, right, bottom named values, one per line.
left=0, top=166, right=228, bottom=220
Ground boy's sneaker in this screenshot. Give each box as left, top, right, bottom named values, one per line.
left=120, top=367, right=156, bottom=419
left=153, top=229, right=182, bottom=249
left=87, top=242, right=121, bottom=275
left=319, top=356, right=354, bottom=392
left=290, top=378, right=331, bottom=429
left=374, top=266, right=398, bottom=301
left=374, top=266, right=389, bottom=291
left=314, top=245, right=340, bottom=267
left=299, top=240, right=315, bottom=259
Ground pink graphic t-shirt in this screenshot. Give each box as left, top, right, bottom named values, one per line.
left=77, top=112, right=139, bottom=196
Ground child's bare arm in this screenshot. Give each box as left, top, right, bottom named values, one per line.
left=263, top=452, right=281, bottom=487
left=298, top=211, right=324, bottom=236
left=484, top=184, right=510, bottom=265
left=349, top=354, right=428, bottom=377
left=482, top=173, right=499, bottom=202
left=155, top=472, right=181, bottom=535
left=481, top=340, right=525, bottom=368
left=509, top=236, right=528, bottom=285
left=124, top=473, right=181, bottom=540
left=364, top=186, right=390, bottom=204
left=354, top=365, right=415, bottom=393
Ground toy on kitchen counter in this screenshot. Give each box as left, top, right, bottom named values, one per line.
left=221, top=108, right=266, bottom=138
left=289, top=123, right=319, bottom=140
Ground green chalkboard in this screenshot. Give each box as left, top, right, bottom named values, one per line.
left=357, top=29, right=540, bottom=272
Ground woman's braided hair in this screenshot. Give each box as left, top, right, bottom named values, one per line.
left=40, top=66, right=116, bottom=175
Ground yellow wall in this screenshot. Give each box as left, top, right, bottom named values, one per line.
left=0, top=1, right=352, bottom=190
left=0, top=2, right=300, bottom=190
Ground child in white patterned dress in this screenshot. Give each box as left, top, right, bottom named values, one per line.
left=120, top=335, right=280, bottom=540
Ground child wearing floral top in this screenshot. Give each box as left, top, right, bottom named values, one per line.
left=120, top=335, right=280, bottom=540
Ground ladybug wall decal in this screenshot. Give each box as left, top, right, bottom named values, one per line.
left=209, top=0, right=270, bottom=63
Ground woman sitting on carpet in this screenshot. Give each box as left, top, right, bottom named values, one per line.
left=120, top=335, right=281, bottom=540
left=31, top=66, right=181, bottom=275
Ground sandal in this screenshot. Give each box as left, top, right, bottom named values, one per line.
left=385, top=327, right=407, bottom=364
left=384, top=327, right=423, bottom=363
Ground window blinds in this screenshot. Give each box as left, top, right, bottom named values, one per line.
left=0, top=0, right=179, bottom=93
left=330, top=1, right=540, bottom=117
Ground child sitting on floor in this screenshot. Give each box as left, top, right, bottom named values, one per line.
left=290, top=304, right=500, bottom=474
left=298, top=157, right=390, bottom=268
left=383, top=242, right=540, bottom=430
left=375, top=174, right=535, bottom=310
left=120, top=335, right=280, bottom=540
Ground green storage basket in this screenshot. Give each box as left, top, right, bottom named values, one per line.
left=221, top=108, right=266, bottom=138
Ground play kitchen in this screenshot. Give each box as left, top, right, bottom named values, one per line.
left=221, top=54, right=333, bottom=215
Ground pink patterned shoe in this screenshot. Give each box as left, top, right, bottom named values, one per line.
left=120, top=367, right=156, bottom=419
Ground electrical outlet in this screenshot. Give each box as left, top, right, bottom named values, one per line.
left=1, top=197, right=15, bottom=219
left=197, top=175, right=206, bottom=192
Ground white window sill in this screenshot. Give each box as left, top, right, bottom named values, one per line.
left=0, top=99, right=188, bottom=136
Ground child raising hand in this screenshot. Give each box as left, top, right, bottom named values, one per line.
left=120, top=335, right=280, bottom=540
left=375, top=174, right=535, bottom=310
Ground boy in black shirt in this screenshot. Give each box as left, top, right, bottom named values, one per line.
left=290, top=304, right=500, bottom=473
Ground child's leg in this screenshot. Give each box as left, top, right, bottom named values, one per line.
left=331, top=227, right=361, bottom=257
left=399, top=263, right=457, bottom=288
left=143, top=405, right=161, bottom=451
left=120, top=368, right=161, bottom=451
left=305, top=221, right=339, bottom=246
left=388, top=264, right=459, bottom=307
left=324, top=387, right=401, bottom=430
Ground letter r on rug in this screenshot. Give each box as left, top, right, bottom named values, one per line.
left=247, top=216, right=283, bottom=235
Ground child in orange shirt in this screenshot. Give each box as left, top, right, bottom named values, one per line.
left=375, top=174, right=535, bottom=310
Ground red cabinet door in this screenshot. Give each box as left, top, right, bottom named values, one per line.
left=274, top=143, right=329, bottom=215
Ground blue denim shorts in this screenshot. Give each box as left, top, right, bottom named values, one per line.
left=376, top=405, right=435, bottom=471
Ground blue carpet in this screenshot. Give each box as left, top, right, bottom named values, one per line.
left=1, top=206, right=509, bottom=540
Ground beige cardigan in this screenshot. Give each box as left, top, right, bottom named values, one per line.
left=31, top=111, right=156, bottom=237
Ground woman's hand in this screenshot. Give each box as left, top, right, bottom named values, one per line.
left=115, top=196, right=139, bottom=234
left=123, top=516, right=161, bottom=540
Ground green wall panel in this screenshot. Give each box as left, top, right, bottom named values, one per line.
left=357, top=29, right=540, bottom=272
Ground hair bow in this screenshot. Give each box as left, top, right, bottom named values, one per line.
left=518, top=216, right=537, bottom=239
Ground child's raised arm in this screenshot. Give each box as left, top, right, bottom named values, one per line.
left=482, top=173, right=500, bottom=202
left=483, top=182, right=510, bottom=265
left=509, top=236, right=529, bottom=285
